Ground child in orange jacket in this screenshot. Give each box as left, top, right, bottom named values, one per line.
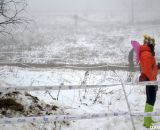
left=139, top=35, right=158, bottom=128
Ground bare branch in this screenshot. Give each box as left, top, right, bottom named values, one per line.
left=0, top=0, right=28, bottom=34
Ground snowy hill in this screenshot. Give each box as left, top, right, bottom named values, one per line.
left=1, top=13, right=160, bottom=65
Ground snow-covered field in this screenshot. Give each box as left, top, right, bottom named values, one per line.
left=1, top=13, right=160, bottom=64
left=1, top=12, right=160, bottom=130
left=0, top=66, right=160, bottom=130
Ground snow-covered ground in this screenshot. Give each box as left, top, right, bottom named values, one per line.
left=1, top=12, right=160, bottom=130
left=1, top=13, right=160, bottom=64
left=0, top=66, right=160, bottom=130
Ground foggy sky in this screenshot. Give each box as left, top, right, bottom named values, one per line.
left=28, top=0, right=130, bottom=12
left=28, top=0, right=160, bottom=13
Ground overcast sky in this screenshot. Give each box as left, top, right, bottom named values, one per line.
left=28, top=0, right=131, bottom=12
left=28, top=0, right=160, bottom=13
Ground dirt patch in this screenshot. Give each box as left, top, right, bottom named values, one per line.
left=0, top=92, right=62, bottom=118
left=0, top=98, right=24, bottom=112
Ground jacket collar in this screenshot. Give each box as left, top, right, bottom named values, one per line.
left=140, top=44, right=151, bottom=53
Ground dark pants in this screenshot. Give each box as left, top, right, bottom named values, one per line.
left=139, top=73, right=158, bottom=106
left=146, top=85, right=158, bottom=106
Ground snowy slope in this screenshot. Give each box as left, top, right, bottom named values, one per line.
left=1, top=13, right=160, bottom=65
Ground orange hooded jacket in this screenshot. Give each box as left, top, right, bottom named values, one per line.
left=139, top=44, right=158, bottom=81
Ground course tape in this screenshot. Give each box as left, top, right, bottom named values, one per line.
left=1, top=81, right=160, bottom=92
left=0, top=111, right=160, bottom=124
left=0, top=62, right=139, bottom=71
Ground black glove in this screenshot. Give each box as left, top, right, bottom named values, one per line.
left=158, top=62, right=160, bottom=69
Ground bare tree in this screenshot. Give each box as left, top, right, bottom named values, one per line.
left=0, top=0, right=28, bottom=35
